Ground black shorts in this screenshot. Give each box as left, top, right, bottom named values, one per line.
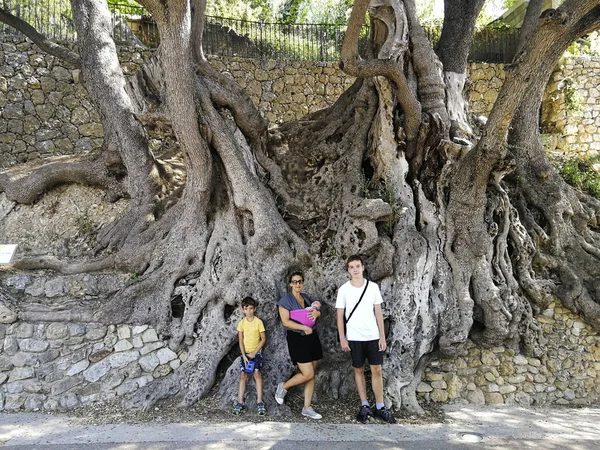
left=286, top=330, right=323, bottom=364
left=349, top=340, right=383, bottom=368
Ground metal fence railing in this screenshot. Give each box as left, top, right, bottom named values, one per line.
left=0, top=0, right=520, bottom=63
left=0, top=0, right=75, bottom=41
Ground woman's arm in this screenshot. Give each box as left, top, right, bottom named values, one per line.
left=278, top=306, right=313, bottom=335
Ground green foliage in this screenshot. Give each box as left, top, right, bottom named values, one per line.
left=129, top=272, right=141, bottom=284
left=560, top=77, right=582, bottom=113
left=279, top=0, right=351, bottom=24
left=560, top=155, right=600, bottom=200
left=565, top=33, right=600, bottom=56
left=206, top=0, right=279, bottom=22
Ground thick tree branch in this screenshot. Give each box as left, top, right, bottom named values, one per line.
left=0, top=154, right=124, bottom=204
left=403, top=0, right=448, bottom=127
left=196, top=64, right=268, bottom=148
left=191, top=0, right=207, bottom=63
left=436, top=0, right=485, bottom=74
left=0, top=8, right=80, bottom=66
left=516, top=0, right=546, bottom=55
left=341, top=0, right=421, bottom=142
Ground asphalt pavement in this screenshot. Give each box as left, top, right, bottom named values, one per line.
left=1, top=404, right=600, bottom=449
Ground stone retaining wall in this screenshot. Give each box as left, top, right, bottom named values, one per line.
left=417, top=300, right=600, bottom=407
left=0, top=320, right=183, bottom=411
left=2, top=33, right=600, bottom=168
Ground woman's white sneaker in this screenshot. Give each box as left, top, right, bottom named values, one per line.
left=275, top=382, right=287, bottom=405
left=301, top=406, right=322, bottom=419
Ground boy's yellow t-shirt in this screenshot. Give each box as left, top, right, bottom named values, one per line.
left=237, top=317, right=265, bottom=353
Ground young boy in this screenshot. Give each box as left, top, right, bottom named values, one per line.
left=336, top=255, right=396, bottom=424
left=233, top=296, right=267, bottom=415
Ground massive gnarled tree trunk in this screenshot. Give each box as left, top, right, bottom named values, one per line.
left=1, top=0, right=600, bottom=415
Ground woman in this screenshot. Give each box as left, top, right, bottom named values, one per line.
left=275, top=271, right=323, bottom=419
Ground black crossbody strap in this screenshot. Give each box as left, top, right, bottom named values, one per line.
left=345, top=280, right=369, bottom=325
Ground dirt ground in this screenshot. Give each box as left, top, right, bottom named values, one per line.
left=66, top=383, right=445, bottom=426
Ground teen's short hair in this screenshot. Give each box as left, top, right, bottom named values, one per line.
left=288, top=271, right=304, bottom=283
left=346, top=254, right=364, bottom=268
left=241, top=296, right=257, bottom=308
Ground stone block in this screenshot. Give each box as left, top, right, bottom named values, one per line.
left=19, top=338, right=49, bottom=353
left=5, top=381, right=24, bottom=394
left=117, top=325, right=131, bottom=340
left=15, top=323, right=34, bottom=338
left=152, top=364, right=172, bottom=378
left=416, top=382, right=432, bottom=393
left=51, top=375, right=82, bottom=396
left=66, top=359, right=90, bottom=376
left=132, top=325, right=148, bottom=335
left=513, top=355, right=528, bottom=365
left=108, top=350, right=140, bottom=369
left=141, top=328, right=159, bottom=343
left=114, top=339, right=134, bottom=352
left=3, top=335, right=19, bottom=355
left=46, top=323, right=68, bottom=340
left=430, top=389, right=448, bottom=402
left=156, top=347, right=177, bottom=365
left=139, top=353, right=160, bottom=373
left=83, top=360, right=111, bottom=382
left=3, top=394, right=24, bottom=411
left=101, top=371, right=125, bottom=390
left=467, top=389, right=485, bottom=405
left=484, top=392, right=504, bottom=404
left=498, top=385, right=517, bottom=394
left=115, top=379, right=138, bottom=396
left=11, top=352, right=40, bottom=367
left=24, top=394, right=44, bottom=411
left=86, top=325, right=108, bottom=341
left=59, top=392, right=79, bottom=409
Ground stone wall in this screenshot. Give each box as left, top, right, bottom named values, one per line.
left=417, top=300, right=600, bottom=407
left=468, top=57, right=600, bottom=159
left=3, top=32, right=600, bottom=168
left=0, top=319, right=183, bottom=411
left=0, top=34, right=353, bottom=167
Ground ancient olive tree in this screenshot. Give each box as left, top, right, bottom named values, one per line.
left=1, top=0, right=600, bottom=414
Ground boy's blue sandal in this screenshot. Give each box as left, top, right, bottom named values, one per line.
left=232, top=402, right=244, bottom=415
left=257, top=402, right=266, bottom=416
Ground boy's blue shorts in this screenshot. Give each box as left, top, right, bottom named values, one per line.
left=239, top=351, right=262, bottom=372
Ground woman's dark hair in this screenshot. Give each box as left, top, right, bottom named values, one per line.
left=241, top=296, right=257, bottom=307
left=288, top=271, right=304, bottom=283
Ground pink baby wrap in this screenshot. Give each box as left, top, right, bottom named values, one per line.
left=289, top=301, right=321, bottom=327
left=289, top=308, right=316, bottom=327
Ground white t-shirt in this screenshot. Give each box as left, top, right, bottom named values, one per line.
left=335, top=279, right=383, bottom=341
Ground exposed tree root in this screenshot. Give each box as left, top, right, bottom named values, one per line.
left=0, top=154, right=125, bottom=205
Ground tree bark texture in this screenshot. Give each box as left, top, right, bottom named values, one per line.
left=1, top=0, right=600, bottom=415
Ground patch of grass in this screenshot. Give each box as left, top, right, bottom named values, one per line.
left=129, top=272, right=140, bottom=284
left=74, top=214, right=95, bottom=235
left=560, top=155, right=600, bottom=199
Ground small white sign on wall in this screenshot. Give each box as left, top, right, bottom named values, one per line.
left=0, top=245, right=17, bottom=264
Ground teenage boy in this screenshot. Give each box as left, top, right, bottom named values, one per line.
left=233, top=296, right=267, bottom=415
left=336, top=255, right=396, bottom=424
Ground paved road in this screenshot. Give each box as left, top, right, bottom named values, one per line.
left=1, top=404, right=600, bottom=449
